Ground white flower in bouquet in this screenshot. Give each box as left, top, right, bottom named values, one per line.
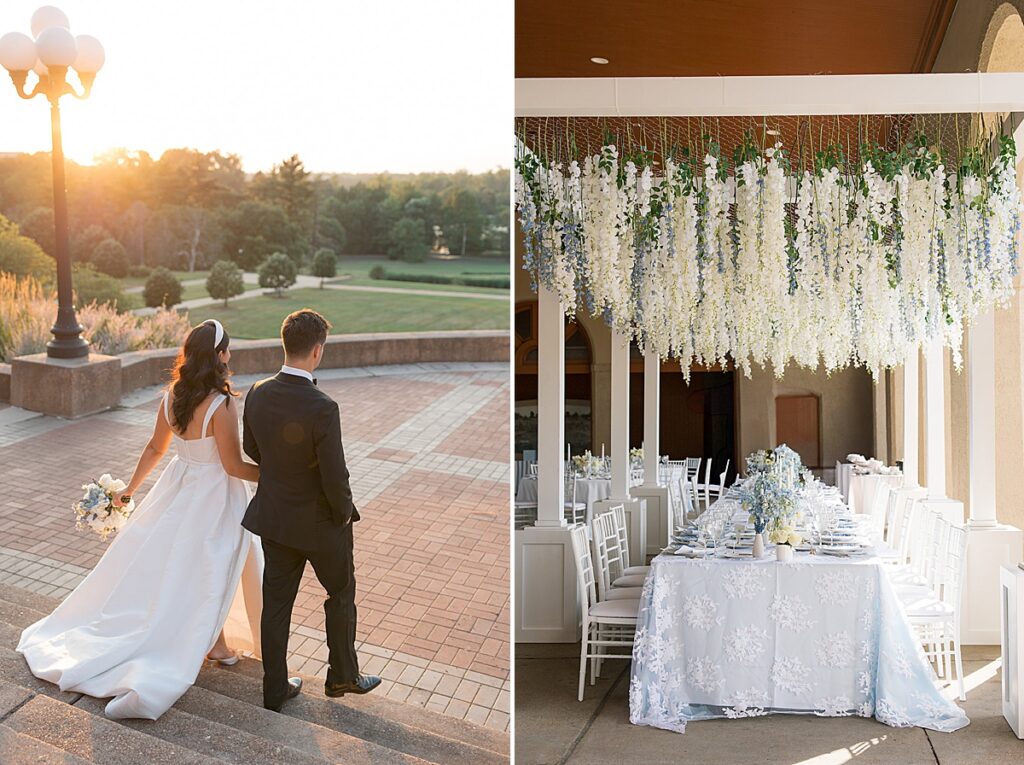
left=74, top=476, right=135, bottom=540
left=769, top=524, right=802, bottom=547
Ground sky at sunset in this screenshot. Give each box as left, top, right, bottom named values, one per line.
left=0, top=1, right=511, bottom=173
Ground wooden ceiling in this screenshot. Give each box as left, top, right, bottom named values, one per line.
left=516, top=0, right=958, bottom=78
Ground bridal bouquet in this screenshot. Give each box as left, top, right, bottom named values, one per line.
left=73, top=474, right=135, bottom=540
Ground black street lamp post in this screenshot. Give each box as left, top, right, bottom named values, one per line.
left=0, top=7, right=105, bottom=359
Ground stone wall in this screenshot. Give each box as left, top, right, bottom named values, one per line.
left=0, top=330, right=509, bottom=406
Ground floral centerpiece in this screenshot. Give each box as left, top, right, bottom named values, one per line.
left=73, top=474, right=135, bottom=540
left=571, top=450, right=602, bottom=477
left=629, top=447, right=644, bottom=468
left=739, top=446, right=804, bottom=558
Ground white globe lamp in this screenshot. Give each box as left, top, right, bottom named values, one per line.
left=35, top=26, right=76, bottom=68
left=30, top=6, right=70, bottom=38
left=0, top=32, right=37, bottom=72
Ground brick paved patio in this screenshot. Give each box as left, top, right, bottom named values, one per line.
left=0, top=361, right=510, bottom=731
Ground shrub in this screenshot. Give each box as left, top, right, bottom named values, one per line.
left=258, top=252, right=297, bottom=297
left=369, top=271, right=509, bottom=289
left=90, top=238, right=130, bottom=278
left=143, top=267, right=183, bottom=308
left=206, top=259, right=245, bottom=306
left=127, top=264, right=152, bottom=278
left=311, top=248, right=337, bottom=288
left=369, top=265, right=386, bottom=280
left=0, top=273, right=189, bottom=361
left=0, top=219, right=55, bottom=282
left=73, top=263, right=126, bottom=308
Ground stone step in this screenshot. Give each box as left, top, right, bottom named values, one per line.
left=0, top=598, right=47, bottom=635
left=172, top=682, right=430, bottom=765
left=0, top=724, right=93, bottom=765
left=74, top=693, right=338, bottom=765
left=3, top=693, right=222, bottom=765
left=197, top=661, right=506, bottom=765
left=220, top=656, right=508, bottom=757
left=0, top=584, right=60, bottom=615
left=0, top=648, right=81, bottom=704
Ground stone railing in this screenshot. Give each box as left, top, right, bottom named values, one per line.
left=1, top=330, right=508, bottom=417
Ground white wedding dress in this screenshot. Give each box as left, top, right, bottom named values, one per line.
left=18, top=393, right=264, bottom=720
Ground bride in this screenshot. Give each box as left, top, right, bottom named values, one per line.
left=18, top=319, right=264, bottom=720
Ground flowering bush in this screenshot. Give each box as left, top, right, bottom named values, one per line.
left=0, top=273, right=189, bottom=361
left=514, top=134, right=1021, bottom=379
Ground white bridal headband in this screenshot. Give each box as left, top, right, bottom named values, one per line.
left=204, top=319, right=224, bottom=348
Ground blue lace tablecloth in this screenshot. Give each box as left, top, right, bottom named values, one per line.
left=629, top=549, right=969, bottom=734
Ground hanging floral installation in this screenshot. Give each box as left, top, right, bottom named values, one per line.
left=514, top=126, right=1020, bottom=379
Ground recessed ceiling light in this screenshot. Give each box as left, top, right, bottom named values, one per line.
left=590, top=56, right=609, bottom=65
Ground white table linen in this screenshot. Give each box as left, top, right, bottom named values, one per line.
left=629, top=547, right=968, bottom=734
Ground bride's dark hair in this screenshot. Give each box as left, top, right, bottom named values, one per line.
left=167, top=321, right=236, bottom=433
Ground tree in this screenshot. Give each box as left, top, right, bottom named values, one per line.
left=90, top=238, right=130, bottom=278
left=143, top=267, right=183, bottom=308
left=0, top=215, right=54, bottom=281
left=258, top=252, right=297, bottom=297
left=72, top=224, right=113, bottom=263
left=440, top=188, right=484, bottom=256
left=311, top=248, right=337, bottom=288
left=220, top=200, right=298, bottom=270
left=388, top=217, right=428, bottom=262
left=18, top=207, right=55, bottom=256
left=206, top=260, right=245, bottom=307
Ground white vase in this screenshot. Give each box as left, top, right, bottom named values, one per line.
left=752, top=533, right=765, bottom=559
left=776, top=544, right=793, bottom=563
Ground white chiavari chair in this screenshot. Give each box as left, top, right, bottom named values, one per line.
left=528, top=462, right=539, bottom=477
left=688, top=477, right=704, bottom=517
left=610, top=504, right=649, bottom=576
left=900, top=522, right=968, bottom=700
left=564, top=477, right=586, bottom=525
left=699, top=458, right=715, bottom=508
left=592, top=512, right=645, bottom=601
left=684, top=457, right=701, bottom=483
left=569, top=524, right=639, bottom=700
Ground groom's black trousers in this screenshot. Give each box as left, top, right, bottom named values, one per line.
left=260, top=523, right=359, bottom=708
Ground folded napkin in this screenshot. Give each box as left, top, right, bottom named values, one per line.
left=674, top=545, right=695, bottom=555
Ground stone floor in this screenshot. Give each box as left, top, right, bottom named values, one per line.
left=0, top=361, right=510, bottom=731
left=515, top=643, right=1021, bottom=764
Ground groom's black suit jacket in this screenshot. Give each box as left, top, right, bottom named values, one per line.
left=241, top=371, right=359, bottom=551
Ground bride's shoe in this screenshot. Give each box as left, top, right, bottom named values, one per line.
left=207, top=650, right=240, bottom=666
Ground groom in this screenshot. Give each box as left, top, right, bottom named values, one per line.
left=241, top=308, right=381, bottom=711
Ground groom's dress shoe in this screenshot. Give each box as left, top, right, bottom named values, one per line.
left=265, top=677, right=302, bottom=712
left=325, top=674, right=382, bottom=697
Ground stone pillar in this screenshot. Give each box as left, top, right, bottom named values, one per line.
left=642, top=350, right=660, bottom=487
left=634, top=348, right=669, bottom=557
left=593, top=329, right=645, bottom=565
left=902, top=348, right=919, bottom=487
left=10, top=353, right=122, bottom=419
left=535, top=284, right=565, bottom=527
left=924, top=339, right=946, bottom=498
left=515, top=284, right=577, bottom=642
left=968, top=309, right=998, bottom=528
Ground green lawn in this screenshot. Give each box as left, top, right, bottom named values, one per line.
left=186, top=287, right=508, bottom=339
left=179, top=281, right=259, bottom=303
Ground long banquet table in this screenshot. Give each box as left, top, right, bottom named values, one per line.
left=629, top=510, right=969, bottom=733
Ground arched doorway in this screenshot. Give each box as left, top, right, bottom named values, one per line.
left=514, top=301, right=593, bottom=458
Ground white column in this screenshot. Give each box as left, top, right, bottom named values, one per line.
left=924, top=339, right=946, bottom=499
left=609, top=329, right=630, bottom=500
left=642, top=350, right=661, bottom=487
left=968, top=310, right=998, bottom=528
left=536, top=285, right=566, bottom=527
left=902, top=347, right=919, bottom=486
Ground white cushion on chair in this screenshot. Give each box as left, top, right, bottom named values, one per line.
left=603, top=587, right=643, bottom=600
left=589, top=599, right=641, bottom=618
left=623, top=565, right=650, bottom=576
left=613, top=574, right=647, bottom=588
left=564, top=501, right=586, bottom=510
left=902, top=595, right=954, bottom=619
